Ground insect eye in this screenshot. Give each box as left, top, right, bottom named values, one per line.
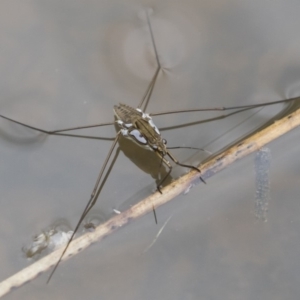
left=163, top=139, right=167, bottom=145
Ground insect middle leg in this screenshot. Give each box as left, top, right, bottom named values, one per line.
left=155, top=150, right=206, bottom=193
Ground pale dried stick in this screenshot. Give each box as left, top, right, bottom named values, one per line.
left=1, top=103, right=300, bottom=298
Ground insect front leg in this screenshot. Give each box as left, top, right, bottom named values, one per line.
left=153, top=152, right=173, bottom=193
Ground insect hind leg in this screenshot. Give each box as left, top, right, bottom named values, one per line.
left=167, top=150, right=206, bottom=184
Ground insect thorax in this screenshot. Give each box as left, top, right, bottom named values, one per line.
left=114, top=103, right=167, bottom=155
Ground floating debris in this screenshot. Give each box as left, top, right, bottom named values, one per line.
left=23, top=229, right=73, bottom=259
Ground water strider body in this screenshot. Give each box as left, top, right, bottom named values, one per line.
left=114, top=103, right=165, bottom=152
left=114, top=103, right=206, bottom=191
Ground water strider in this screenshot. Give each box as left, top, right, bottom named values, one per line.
left=0, top=10, right=299, bottom=283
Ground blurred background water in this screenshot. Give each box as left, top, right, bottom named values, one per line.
left=0, top=1, right=300, bottom=299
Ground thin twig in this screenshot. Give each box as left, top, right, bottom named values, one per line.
left=0, top=105, right=300, bottom=297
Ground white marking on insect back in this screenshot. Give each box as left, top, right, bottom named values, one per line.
left=148, top=119, right=160, bottom=134
left=120, top=129, right=128, bottom=136
left=130, top=129, right=147, bottom=144
left=135, top=108, right=160, bottom=135
left=136, top=108, right=151, bottom=120
left=116, top=120, right=132, bottom=130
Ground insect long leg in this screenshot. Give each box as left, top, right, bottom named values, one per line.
left=0, top=112, right=115, bottom=136
left=158, top=107, right=266, bottom=133
left=138, top=65, right=161, bottom=111
left=50, top=121, right=115, bottom=134
left=48, top=11, right=166, bottom=278
left=0, top=113, right=50, bottom=134
left=138, top=10, right=161, bottom=111
left=152, top=98, right=294, bottom=190
left=150, top=96, right=300, bottom=117
left=47, top=131, right=121, bottom=283
left=146, top=9, right=161, bottom=71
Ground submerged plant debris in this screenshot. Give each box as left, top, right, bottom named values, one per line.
left=23, top=228, right=73, bottom=260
